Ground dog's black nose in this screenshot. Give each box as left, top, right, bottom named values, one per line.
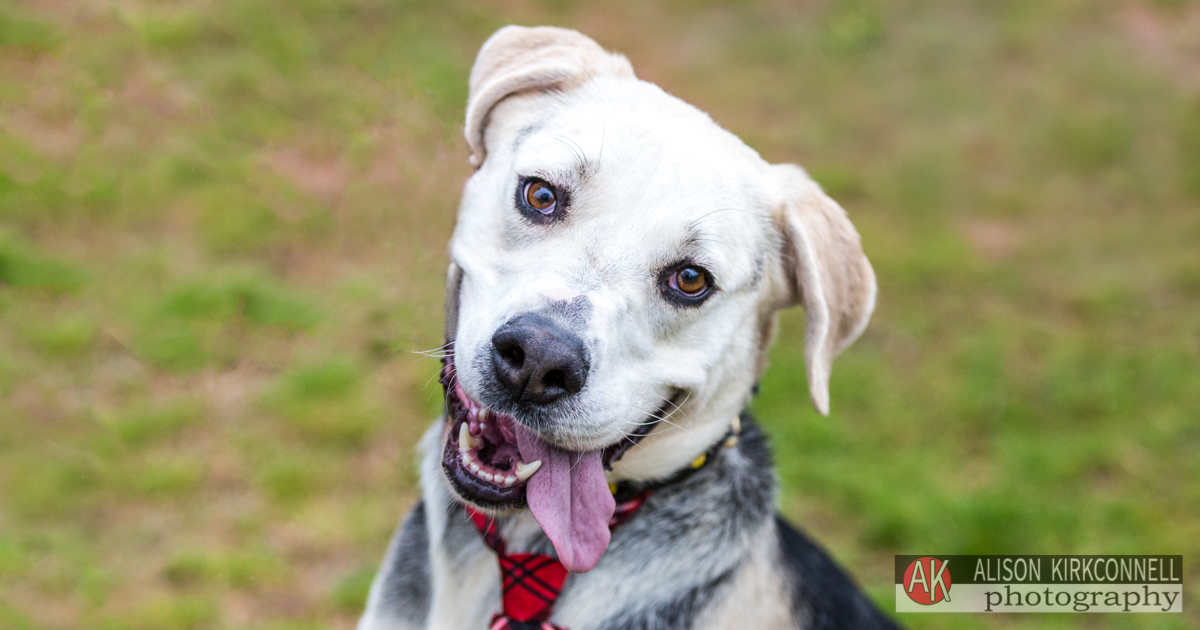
left=491, top=314, right=588, bottom=405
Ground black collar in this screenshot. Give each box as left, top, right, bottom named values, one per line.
left=609, top=414, right=743, bottom=504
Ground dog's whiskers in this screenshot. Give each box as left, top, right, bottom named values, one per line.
left=597, top=118, right=606, bottom=164
left=413, top=343, right=455, bottom=367
left=414, top=352, right=454, bottom=367
left=425, top=368, right=458, bottom=404
left=616, top=431, right=652, bottom=451
left=632, top=395, right=694, bottom=436
left=652, top=418, right=694, bottom=435
left=659, top=392, right=691, bottom=423
left=412, top=341, right=455, bottom=356
left=424, top=371, right=454, bottom=404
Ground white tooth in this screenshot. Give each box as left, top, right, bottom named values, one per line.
left=480, top=471, right=493, bottom=482
left=479, top=408, right=490, bottom=421
left=480, top=422, right=487, bottom=433
left=514, top=460, right=542, bottom=481
left=461, top=451, right=471, bottom=465
left=504, top=475, right=516, bottom=486
left=469, top=462, right=481, bottom=473
left=458, top=423, right=478, bottom=451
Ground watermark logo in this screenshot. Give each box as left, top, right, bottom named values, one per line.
left=902, top=557, right=952, bottom=605
left=895, top=555, right=1182, bottom=613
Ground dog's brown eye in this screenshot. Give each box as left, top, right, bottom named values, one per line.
left=524, top=181, right=556, bottom=213
left=671, top=266, right=709, bottom=296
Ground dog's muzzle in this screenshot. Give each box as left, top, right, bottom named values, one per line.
left=438, top=343, right=673, bottom=511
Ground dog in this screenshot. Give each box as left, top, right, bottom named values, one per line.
left=359, top=26, right=899, bottom=630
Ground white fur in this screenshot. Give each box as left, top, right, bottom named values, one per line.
left=450, top=56, right=873, bottom=475
left=360, top=25, right=877, bottom=630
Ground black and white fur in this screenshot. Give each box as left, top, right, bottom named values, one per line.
left=360, top=26, right=900, bottom=630
left=363, top=415, right=898, bottom=629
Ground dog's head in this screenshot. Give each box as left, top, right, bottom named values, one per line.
left=437, top=26, right=875, bottom=572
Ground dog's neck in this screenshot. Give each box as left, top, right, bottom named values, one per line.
left=417, top=412, right=778, bottom=629
left=604, top=383, right=757, bottom=483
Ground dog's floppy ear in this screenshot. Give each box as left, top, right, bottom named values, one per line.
left=444, top=261, right=463, bottom=341
left=770, top=164, right=877, bottom=416
left=464, top=25, right=635, bottom=167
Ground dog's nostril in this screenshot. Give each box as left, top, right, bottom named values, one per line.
left=542, top=369, right=567, bottom=392
left=498, top=345, right=524, bottom=369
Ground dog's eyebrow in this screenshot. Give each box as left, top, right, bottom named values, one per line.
left=513, top=126, right=594, bottom=184
left=550, top=134, right=596, bottom=182
left=669, top=225, right=722, bottom=267
left=686, top=207, right=740, bottom=232
left=683, top=209, right=740, bottom=254
left=682, top=226, right=705, bottom=250
left=511, top=122, right=544, bottom=154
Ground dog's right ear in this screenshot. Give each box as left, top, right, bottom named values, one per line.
left=464, top=26, right=635, bottom=167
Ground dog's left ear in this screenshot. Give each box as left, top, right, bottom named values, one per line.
left=769, top=164, right=877, bottom=416
left=464, top=25, right=635, bottom=167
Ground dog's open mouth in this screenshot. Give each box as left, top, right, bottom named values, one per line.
left=439, top=379, right=666, bottom=504
left=438, top=349, right=671, bottom=572
left=441, top=380, right=540, bottom=506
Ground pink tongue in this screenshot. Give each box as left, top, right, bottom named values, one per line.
left=514, top=424, right=615, bottom=573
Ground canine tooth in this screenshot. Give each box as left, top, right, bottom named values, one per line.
left=514, top=460, right=542, bottom=481
left=469, top=462, right=481, bottom=473
left=504, top=475, right=516, bottom=486
left=458, top=423, right=478, bottom=451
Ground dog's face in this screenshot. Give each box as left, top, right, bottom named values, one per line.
left=435, top=27, right=875, bottom=572
left=452, top=87, right=776, bottom=453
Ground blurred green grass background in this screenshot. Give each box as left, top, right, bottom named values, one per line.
left=0, top=0, right=1197, bottom=628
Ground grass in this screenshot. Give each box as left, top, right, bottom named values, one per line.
left=0, top=0, right=1197, bottom=628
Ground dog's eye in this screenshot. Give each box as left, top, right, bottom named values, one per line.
left=668, top=266, right=711, bottom=298
left=523, top=180, right=557, bottom=214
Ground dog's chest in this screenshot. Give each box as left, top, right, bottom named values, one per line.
left=426, top=512, right=641, bottom=630
left=427, top=511, right=741, bottom=630
left=428, top=512, right=561, bottom=629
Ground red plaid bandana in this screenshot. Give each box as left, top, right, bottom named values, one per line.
left=467, top=493, right=648, bottom=630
